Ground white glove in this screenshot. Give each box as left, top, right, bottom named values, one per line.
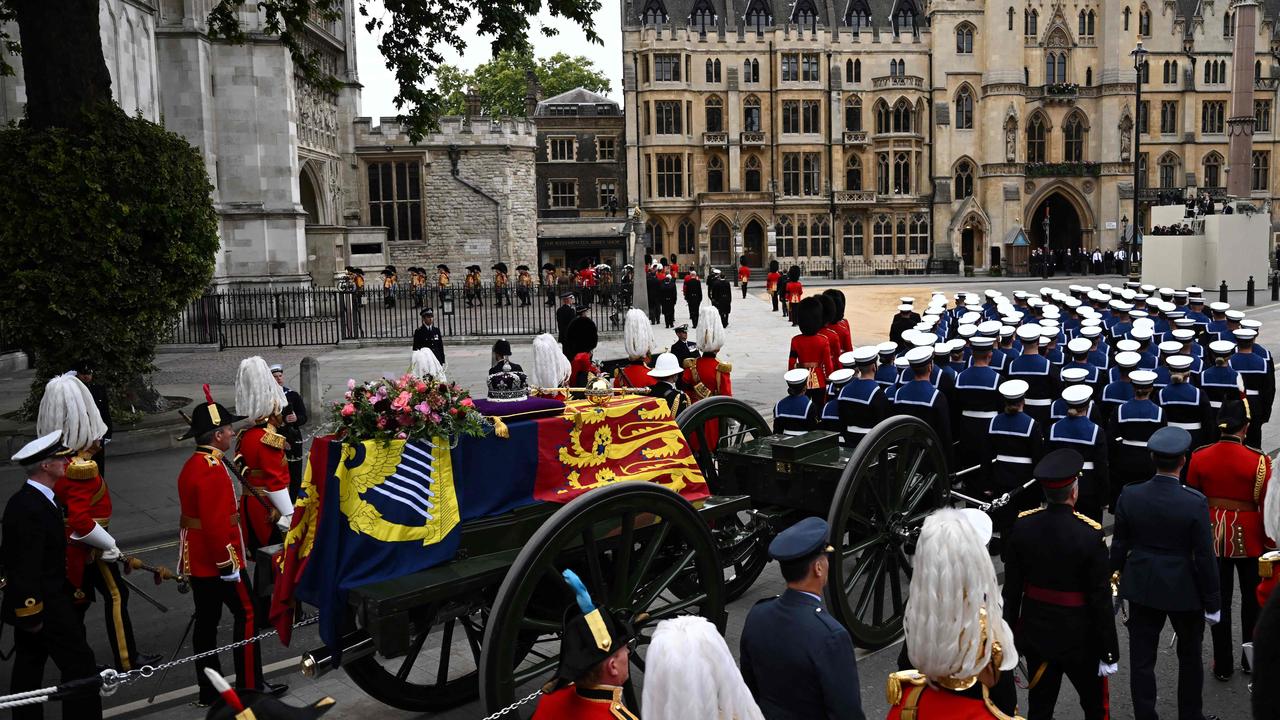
left=220, top=571, right=241, bottom=583
left=100, top=546, right=121, bottom=562
left=72, top=523, right=119, bottom=553
left=1205, top=610, right=1221, bottom=625
left=266, top=489, right=295, bottom=518
left=1097, top=661, right=1119, bottom=677
left=276, top=514, right=293, bottom=533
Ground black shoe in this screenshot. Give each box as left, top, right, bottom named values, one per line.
left=1212, top=665, right=1232, bottom=682
left=1243, top=651, right=1253, bottom=674
left=130, top=652, right=163, bottom=669
left=265, top=681, right=289, bottom=697
left=191, top=699, right=213, bottom=709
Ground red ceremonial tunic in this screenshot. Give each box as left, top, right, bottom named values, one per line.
left=738, top=266, right=750, bottom=283
left=1186, top=436, right=1273, bottom=558
left=766, top=271, right=781, bottom=294
left=531, top=684, right=637, bottom=720
left=236, top=424, right=290, bottom=552
left=790, top=334, right=834, bottom=389
left=613, top=361, right=656, bottom=390
left=178, top=446, right=247, bottom=578
left=54, top=470, right=112, bottom=600
left=835, top=318, right=854, bottom=355
left=669, top=262, right=680, bottom=276
left=819, top=327, right=845, bottom=367
left=571, top=353, right=600, bottom=387
left=885, top=676, right=1018, bottom=719
left=683, top=355, right=732, bottom=402
left=786, top=280, right=804, bottom=304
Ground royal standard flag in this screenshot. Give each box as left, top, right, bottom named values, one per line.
left=289, top=437, right=461, bottom=650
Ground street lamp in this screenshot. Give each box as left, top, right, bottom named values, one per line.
left=1130, top=37, right=1149, bottom=279
left=1121, top=214, right=1129, bottom=274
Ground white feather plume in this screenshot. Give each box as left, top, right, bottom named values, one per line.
left=1267, top=467, right=1280, bottom=542
left=697, top=305, right=725, bottom=353
left=903, top=509, right=1018, bottom=682
left=234, top=356, right=286, bottom=420
left=641, top=616, right=765, bottom=720
left=36, top=373, right=108, bottom=452
left=410, top=349, right=447, bottom=382
left=623, top=308, right=655, bottom=360
left=528, top=333, right=570, bottom=389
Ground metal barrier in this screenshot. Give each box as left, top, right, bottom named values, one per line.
left=162, top=284, right=629, bottom=349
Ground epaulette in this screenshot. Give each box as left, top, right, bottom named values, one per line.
left=1018, top=507, right=1044, bottom=518
left=717, top=361, right=733, bottom=373
left=885, top=670, right=926, bottom=705
left=260, top=428, right=286, bottom=450
left=204, top=454, right=220, bottom=467
left=1247, top=443, right=1266, bottom=455
left=1074, top=512, right=1102, bottom=530
left=681, top=358, right=697, bottom=370
left=1191, top=442, right=1213, bottom=455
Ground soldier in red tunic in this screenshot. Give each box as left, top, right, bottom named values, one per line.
left=784, top=266, right=804, bottom=325
left=177, top=386, right=285, bottom=705
left=789, top=296, right=834, bottom=404
left=683, top=305, right=733, bottom=403
left=1186, top=396, right=1273, bottom=679
left=36, top=373, right=157, bottom=671
left=817, top=294, right=845, bottom=370
left=531, top=570, right=637, bottom=720
left=613, top=309, right=656, bottom=390
left=886, top=508, right=1023, bottom=719
left=233, top=358, right=295, bottom=556
left=825, top=289, right=854, bottom=355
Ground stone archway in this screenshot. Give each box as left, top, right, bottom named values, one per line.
left=1025, top=181, right=1095, bottom=250
left=743, top=219, right=766, bottom=267
left=299, top=164, right=325, bottom=225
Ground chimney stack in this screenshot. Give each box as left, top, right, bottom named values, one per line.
left=1227, top=0, right=1259, bottom=199
left=524, top=70, right=542, bottom=118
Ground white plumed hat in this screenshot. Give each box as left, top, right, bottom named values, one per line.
left=528, top=333, right=570, bottom=389
left=410, top=349, right=447, bottom=382
left=641, top=616, right=765, bottom=720
left=623, top=308, right=655, bottom=360
left=696, top=305, right=724, bottom=353
left=234, top=356, right=286, bottom=421
left=36, top=372, right=107, bottom=454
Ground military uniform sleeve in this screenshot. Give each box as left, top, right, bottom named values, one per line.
left=1094, top=429, right=1110, bottom=506
left=2, top=504, right=46, bottom=630
left=1000, top=525, right=1025, bottom=627
left=739, top=634, right=756, bottom=694
left=54, top=477, right=99, bottom=539
left=817, top=629, right=867, bottom=720
left=1109, top=493, right=1130, bottom=574
left=1261, top=364, right=1276, bottom=423
left=412, top=326, right=426, bottom=350
left=242, top=429, right=290, bottom=492
left=1086, top=529, right=1120, bottom=663
left=1192, top=493, right=1222, bottom=613
left=288, top=389, right=308, bottom=427
left=789, top=338, right=800, bottom=370
left=1028, top=420, right=1044, bottom=465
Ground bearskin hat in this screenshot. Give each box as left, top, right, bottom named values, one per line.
left=787, top=265, right=802, bottom=283
left=795, top=297, right=825, bottom=336
left=565, top=316, right=599, bottom=356
left=818, top=294, right=838, bottom=326
left=824, top=289, right=846, bottom=321
left=768, top=259, right=780, bottom=273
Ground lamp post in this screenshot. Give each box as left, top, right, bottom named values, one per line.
left=1041, top=211, right=1051, bottom=279
left=1120, top=214, right=1129, bottom=275
left=1131, top=38, right=1149, bottom=279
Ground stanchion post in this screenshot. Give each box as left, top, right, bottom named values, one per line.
left=1247, top=275, right=1256, bottom=306
left=1220, top=280, right=1230, bottom=303
left=1272, top=272, right=1279, bottom=302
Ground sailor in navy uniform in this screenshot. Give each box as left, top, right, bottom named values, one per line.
left=838, top=347, right=891, bottom=449
left=1008, top=323, right=1058, bottom=429
left=1205, top=302, right=1231, bottom=343
left=1047, top=384, right=1109, bottom=523
left=893, top=347, right=954, bottom=465
left=953, top=336, right=1003, bottom=479
left=1060, top=337, right=1103, bottom=391
left=1098, top=350, right=1142, bottom=425
left=1079, top=326, right=1110, bottom=372
left=1003, top=449, right=1118, bottom=720
left=987, top=379, right=1045, bottom=531
left=1111, top=427, right=1221, bottom=720
left=820, top=369, right=854, bottom=440
left=1231, top=327, right=1274, bottom=448
left=1107, top=302, right=1133, bottom=339
left=1051, top=367, right=1099, bottom=424
left=1158, top=355, right=1213, bottom=449
left=874, top=342, right=899, bottom=389
left=1201, top=340, right=1243, bottom=431
left=739, top=517, right=867, bottom=720
left=1107, top=369, right=1166, bottom=509
left=1041, top=323, right=1066, bottom=370
left=1185, top=294, right=1212, bottom=335
left=774, top=368, right=819, bottom=436
left=974, top=321, right=1009, bottom=373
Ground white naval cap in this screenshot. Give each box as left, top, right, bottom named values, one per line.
left=1209, top=340, right=1236, bottom=355
left=1066, top=337, right=1092, bottom=354
left=970, top=336, right=996, bottom=349
left=1061, top=367, right=1090, bottom=383
left=910, top=333, right=937, bottom=348
left=784, top=368, right=811, bottom=386
left=1115, top=339, right=1141, bottom=353
left=933, top=343, right=952, bottom=357
left=1129, top=369, right=1158, bottom=387
left=1226, top=310, right=1246, bottom=321
left=1016, top=323, right=1043, bottom=342
left=1242, top=319, right=1262, bottom=330
left=1062, top=384, right=1093, bottom=405
left=999, top=379, right=1029, bottom=400
left=1171, top=328, right=1196, bottom=341
left=999, top=325, right=1016, bottom=337
left=838, top=351, right=859, bottom=367
left=905, top=346, right=935, bottom=366
left=1235, top=328, right=1259, bottom=341
left=1166, top=355, right=1194, bottom=371
left=854, top=346, right=880, bottom=365
left=1114, top=351, right=1143, bottom=368
left=828, top=368, right=855, bottom=385
left=894, top=357, right=910, bottom=369
left=957, top=324, right=978, bottom=338
left=898, top=304, right=915, bottom=312
left=877, top=341, right=899, bottom=356
left=977, top=320, right=1002, bottom=335
left=1130, top=326, right=1154, bottom=341
left=9, top=430, right=66, bottom=466
left=1210, top=302, right=1230, bottom=313
left=1157, top=340, right=1182, bottom=355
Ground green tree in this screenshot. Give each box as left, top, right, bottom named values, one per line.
left=432, top=50, right=612, bottom=118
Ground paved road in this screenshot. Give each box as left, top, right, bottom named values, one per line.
left=0, top=274, right=1275, bottom=718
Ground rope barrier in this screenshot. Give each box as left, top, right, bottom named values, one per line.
left=0, top=616, right=319, bottom=708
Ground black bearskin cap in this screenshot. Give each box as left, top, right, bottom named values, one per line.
left=796, top=297, right=825, bottom=336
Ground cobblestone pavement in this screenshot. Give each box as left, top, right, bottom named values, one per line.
left=0, top=275, right=1276, bottom=718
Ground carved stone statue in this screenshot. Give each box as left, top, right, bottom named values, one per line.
left=1004, top=120, right=1017, bottom=162
left=1119, top=115, right=1133, bottom=162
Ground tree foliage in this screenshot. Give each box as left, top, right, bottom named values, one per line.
left=207, top=0, right=602, bottom=140
left=437, top=49, right=612, bottom=117
left=0, top=105, right=220, bottom=414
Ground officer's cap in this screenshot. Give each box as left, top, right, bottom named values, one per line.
left=674, top=324, right=689, bottom=333
left=838, top=351, right=859, bottom=368
left=560, top=291, right=576, bottom=299
left=905, top=346, right=934, bottom=367
left=1067, top=337, right=1092, bottom=354
left=1172, top=328, right=1196, bottom=341
left=1157, top=340, right=1182, bottom=354
left=10, top=430, right=68, bottom=466
left=1166, top=355, right=1194, bottom=372
left=1210, top=301, right=1231, bottom=313
left=1114, top=351, right=1142, bottom=369
left=1209, top=339, right=1236, bottom=356
left=419, top=308, right=434, bottom=318
left=828, top=369, right=855, bottom=386
left=1062, top=383, right=1093, bottom=405
left=1129, top=369, right=1158, bottom=387
left=999, top=379, right=1029, bottom=401
left=1016, top=324, right=1043, bottom=342
left=269, top=363, right=284, bottom=374
left=853, top=346, right=880, bottom=365
left=1148, top=426, right=1192, bottom=457
left=1116, top=339, right=1141, bottom=353
left=1061, top=367, right=1090, bottom=384
left=970, top=336, right=995, bottom=349
left=877, top=342, right=899, bottom=356
left=1034, top=448, right=1085, bottom=489
left=784, top=368, right=810, bottom=387
left=768, top=516, right=833, bottom=561
left=897, top=304, right=914, bottom=312
left=1235, top=328, right=1258, bottom=341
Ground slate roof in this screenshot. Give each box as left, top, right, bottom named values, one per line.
left=534, top=88, right=621, bottom=117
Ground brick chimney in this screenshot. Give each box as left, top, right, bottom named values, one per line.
left=524, top=70, right=542, bottom=118
left=464, top=87, right=483, bottom=120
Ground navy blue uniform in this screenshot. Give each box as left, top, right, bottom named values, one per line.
left=1097, top=380, right=1134, bottom=425
left=893, top=380, right=953, bottom=465
left=1107, top=399, right=1165, bottom=508
left=774, top=394, right=818, bottom=436
left=819, top=392, right=847, bottom=440
left=1111, top=474, right=1220, bottom=720
left=1087, top=347, right=1111, bottom=372
left=837, top=379, right=889, bottom=448
left=952, top=365, right=1002, bottom=476
left=1046, top=415, right=1110, bottom=523
left=1232, top=351, right=1275, bottom=448
left=740, top=589, right=866, bottom=720
left=1158, top=381, right=1214, bottom=449
left=987, top=410, right=1044, bottom=529
left=1200, top=364, right=1241, bottom=433
left=874, top=363, right=898, bottom=390
left=1007, top=353, right=1058, bottom=428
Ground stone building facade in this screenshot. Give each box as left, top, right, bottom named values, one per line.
left=533, top=87, right=632, bottom=269
left=351, top=116, right=539, bottom=273
left=621, top=0, right=1280, bottom=274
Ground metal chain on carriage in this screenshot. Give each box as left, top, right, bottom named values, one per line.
left=479, top=688, right=545, bottom=719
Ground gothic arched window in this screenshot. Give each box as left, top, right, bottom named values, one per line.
left=892, top=98, right=913, bottom=132
left=1158, top=152, right=1180, bottom=188
left=1063, top=112, right=1086, bottom=162
left=743, top=94, right=762, bottom=131
left=1025, top=8, right=1038, bottom=36
left=690, top=0, right=716, bottom=34
left=846, top=155, right=863, bottom=190
left=1225, top=10, right=1235, bottom=37
left=1203, top=152, right=1222, bottom=188
left=1139, top=5, right=1151, bottom=35
left=705, top=95, right=723, bottom=132
left=845, top=96, right=863, bottom=131
left=893, top=151, right=912, bottom=193
left=956, top=23, right=974, bottom=54
left=678, top=220, right=696, bottom=255
left=707, top=155, right=724, bottom=193
left=954, top=160, right=974, bottom=199
left=642, top=0, right=668, bottom=25
left=874, top=99, right=891, bottom=133
left=954, top=86, right=974, bottom=129
left=745, top=0, right=771, bottom=34
left=1026, top=113, right=1047, bottom=163
left=744, top=154, right=762, bottom=191
left=792, top=0, right=819, bottom=28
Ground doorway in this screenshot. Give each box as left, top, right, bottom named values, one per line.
left=743, top=220, right=765, bottom=268
left=1029, top=192, right=1082, bottom=250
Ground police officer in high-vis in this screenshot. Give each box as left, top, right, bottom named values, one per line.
left=1003, top=449, right=1118, bottom=720
left=1111, top=426, right=1221, bottom=720
left=775, top=368, right=819, bottom=436
left=740, top=517, right=866, bottom=720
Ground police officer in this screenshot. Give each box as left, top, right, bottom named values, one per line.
left=953, top=335, right=1003, bottom=477
left=1186, top=397, right=1272, bottom=680
left=1008, top=324, right=1058, bottom=429
left=1111, top=426, right=1220, bottom=720
left=820, top=369, right=854, bottom=439
left=740, top=517, right=866, bottom=720
left=669, top=324, right=697, bottom=365
left=1107, top=369, right=1166, bottom=509
left=3, top=432, right=103, bottom=720
left=839, top=347, right=891, bottom=448
left=775, top=369, right=819, bottom=436
left=987, top=379, right=1044, bottom=530
left=1159, top=355, right=1213, bottom=449
left=893, top=347, right=954, bottom=466
left=647, top=353, right=688, bottom=417
left=412, top=308, right=445, bottom=364
left=1046, top=384, right=1109, bottom=525
left=1003, top=448, right=1118, bottom=720
left=1231, top=328, right=1274, bottom=448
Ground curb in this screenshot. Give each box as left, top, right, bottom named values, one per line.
left=0, top=420, right=190, bottom=460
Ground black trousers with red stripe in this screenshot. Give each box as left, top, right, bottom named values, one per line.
left=75, top=559, right=141, bottom=670
left=190, top=575, right=263, bottom=703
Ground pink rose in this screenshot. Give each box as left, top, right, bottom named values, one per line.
left=395, top=431, right=407, bottom=439
left=415, top=382, right=428, bottom=393
left=341, top=403, right=356, bottom=417
left=449, top=407, right=458, bottom=416
left=414, top=401, right=432, bottom=415
left=343, top=391, right=352, bottom=400
left=347, top=378, right=356, bottom=390
left=376, top=417, right=388, bottom=429
left=460, top=398, right=475, bottom=408
left=391, top=391, right=411, bottom=411
left=429, top=413, right=440, bottom=423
